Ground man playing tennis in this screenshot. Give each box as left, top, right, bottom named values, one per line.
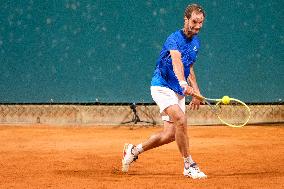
left=122, top=4, right=207, bottom=179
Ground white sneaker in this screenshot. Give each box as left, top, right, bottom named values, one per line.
left=121, top=143, right=138, bottom=172
left=183, top=162, right=207, bottom=179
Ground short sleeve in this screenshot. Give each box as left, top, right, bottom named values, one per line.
left=164, top=33, right=178, bottom=50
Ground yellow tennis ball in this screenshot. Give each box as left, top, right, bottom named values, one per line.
left=222, top=96, right=230, bottom=104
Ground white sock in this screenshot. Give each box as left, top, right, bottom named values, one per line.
left=184, top=156, right=195, bottom=169
left=136, top=143, right=144, bottom=155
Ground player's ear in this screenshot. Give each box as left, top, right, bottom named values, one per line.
left=184, top=17, right=188, bottom=24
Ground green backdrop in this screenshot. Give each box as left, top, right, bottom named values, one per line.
left=0, top=0, right=283, bottom=103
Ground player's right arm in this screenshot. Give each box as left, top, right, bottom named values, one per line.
left=170, top=50, right=185, bottom=82
left=170, top=50, right=194, bottom=95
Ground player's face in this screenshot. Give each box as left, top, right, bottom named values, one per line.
left=184, top=11, right=204, bottom=37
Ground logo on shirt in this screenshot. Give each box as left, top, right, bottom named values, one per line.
left=193, top=46, right=197, bottom=51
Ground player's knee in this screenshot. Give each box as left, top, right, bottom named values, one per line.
left=174, top=114, right=186, bottom=128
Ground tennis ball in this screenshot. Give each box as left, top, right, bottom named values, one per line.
left=222, top=96, right=230, bottom=104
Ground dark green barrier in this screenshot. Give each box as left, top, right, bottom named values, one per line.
left=0, top=1, right=283, bottom=103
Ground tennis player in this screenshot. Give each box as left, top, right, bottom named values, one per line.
left=122, top=4, right=207, bottom=179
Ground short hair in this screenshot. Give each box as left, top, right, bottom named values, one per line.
left=184, top=4, right=205, bottom=19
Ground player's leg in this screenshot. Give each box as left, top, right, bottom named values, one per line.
left=122, top=104, right=186, bottom=173
left=122, top=87, right=178, bottom=172
left=136, top=95, right=191, bottom=158
left=164, top=104, right=189, bottom=157
left=139, top=119, right=175, bottom=152
left=137, top=98, right=188, bottom=154
left=121, top=119, right=175, bottom=173
left=164, top=97, right=207, bottom=179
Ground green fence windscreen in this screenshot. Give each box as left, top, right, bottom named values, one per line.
left=0, top=1, right=283, bottom=103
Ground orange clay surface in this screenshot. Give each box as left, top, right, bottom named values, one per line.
left=0, top=124, right=283, bottom=189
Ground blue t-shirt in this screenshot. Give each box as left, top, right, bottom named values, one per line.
left=151, top=29, right=200, bottom=96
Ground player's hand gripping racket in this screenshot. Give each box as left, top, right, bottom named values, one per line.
left=192, top=94, right=251, bottom=127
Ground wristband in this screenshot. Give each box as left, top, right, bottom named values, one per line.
left=179, top=80, right=188, bottom=86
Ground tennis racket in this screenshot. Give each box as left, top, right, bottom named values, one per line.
left=192, top=94, right=251, bottom=127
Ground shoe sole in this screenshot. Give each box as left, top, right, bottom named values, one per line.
left=121, top=143, right=129, bottom=173
left=184, top=174, right=207, bottom=179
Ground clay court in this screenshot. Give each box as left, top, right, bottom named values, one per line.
left=0, top=124, right=283, bottom=189
left=1, top=1, right=283, bottom=188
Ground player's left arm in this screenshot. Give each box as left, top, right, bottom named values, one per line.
left=187, top=64, right=202, bottom=110
left=188, top=64, right=200, bottom=94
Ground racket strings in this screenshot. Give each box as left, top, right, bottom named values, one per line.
left=214, top=100, right=251, bottom=127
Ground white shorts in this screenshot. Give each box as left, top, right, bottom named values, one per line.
left=151, top=86, right=185, bottom=122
